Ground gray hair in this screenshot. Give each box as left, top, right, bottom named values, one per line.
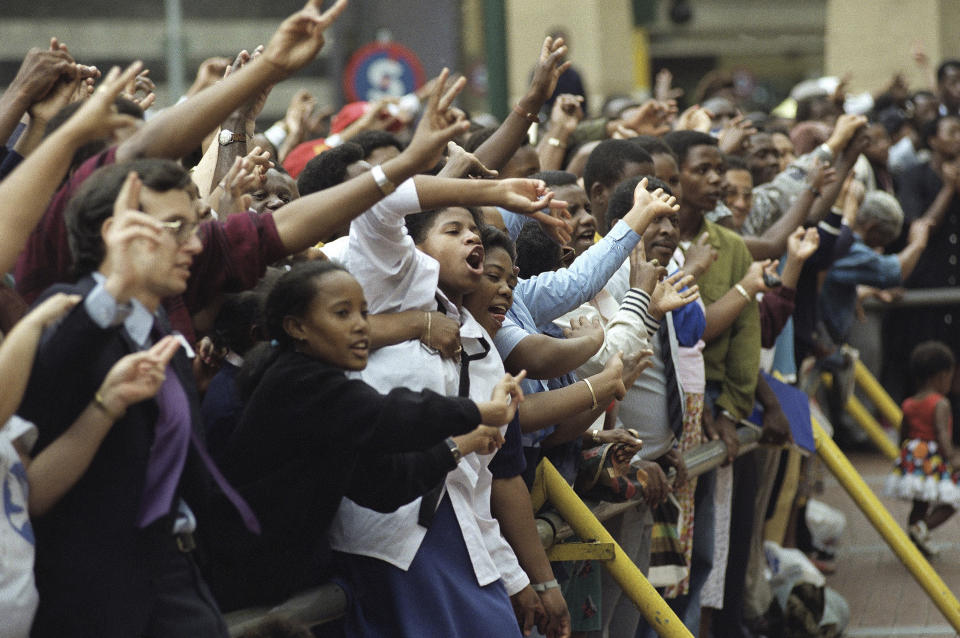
left=856, top=190, right=903, bottom=243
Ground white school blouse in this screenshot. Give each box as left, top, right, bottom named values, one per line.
left=327, top=180, right=529, bottom=595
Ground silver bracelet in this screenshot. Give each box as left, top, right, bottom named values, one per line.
left=371, top=164, right=396, bottom=196
left=531, top=579, right=560, bottom=592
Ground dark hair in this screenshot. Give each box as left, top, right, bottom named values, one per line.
left=210, top=291, right=264, bottom=355
left=529, top=170, right=577, bottom=188
left=583, top=139, right=653, bottom=195
left=65, top=159, right=193, bottom=277
left=44, top=97, right=143, bottom=173
left=662, top=130, right=718, bottom=166
left=631, top=135, right=677, bottom=161
left=297, top=142, right=365, bottom=196
left=723, top=154, right=748, bottom=171
left=919, top=114, right=960, bottom=151
left=909, top=340, right=955, bottom=385
left=937, top=59, right=960, bottom=86
left=351, top=130, right=404, bottom=159
left=481, top=225, right=516, bottom=263
left=516, top=221, right=561, bottom=278
left=404, top=207, right=485, bottom=245
left=239, top=260, right=350, bottom=397
left=606, top=175, right=671, bottom=224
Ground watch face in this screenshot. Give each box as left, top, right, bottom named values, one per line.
left=219, top=130, right=232, bottom=145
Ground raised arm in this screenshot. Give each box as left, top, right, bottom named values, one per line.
left=116, top=0, right=348, bottom=163
left=504, top=318, right=603, bottom=379
left=472, top=36, right=569, bottom=171
left=0, top=63, right=141, bottom=275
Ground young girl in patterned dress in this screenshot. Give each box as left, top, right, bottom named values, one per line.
left=884, top=340, right=960, bottom=556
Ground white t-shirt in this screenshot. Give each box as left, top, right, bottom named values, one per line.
left=0, top=416, right=38, bottom=638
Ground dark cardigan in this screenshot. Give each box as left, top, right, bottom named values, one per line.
left=203, top=349, right=482, bottom=611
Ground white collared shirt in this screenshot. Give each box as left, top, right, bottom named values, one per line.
left=327, top=180, right=528, bottom=594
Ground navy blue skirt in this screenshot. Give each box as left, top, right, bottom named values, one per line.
left=336, top=495, right=522, bottom=637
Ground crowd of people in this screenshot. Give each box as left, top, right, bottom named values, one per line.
left=1, top=1, right=959, bottom=636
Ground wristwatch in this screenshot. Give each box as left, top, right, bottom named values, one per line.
left=444, top=437, right=462, bottom=464
left=218, top=129, right=247, bottom=146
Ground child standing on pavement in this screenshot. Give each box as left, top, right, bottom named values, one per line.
left=885, top=340, right=960, bottom=556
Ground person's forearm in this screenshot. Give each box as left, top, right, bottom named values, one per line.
left=412, top=174, right=511, bottom=210
left=27, top=401, right=115, bottom=516
left=897, top=239, right=927, bottom=280
left=491, top=476, right=556, bottom=583
left=12, top=116, right=45, bottom=159
left=210, top=114, right=250, bottom=193
left=519, top=372, right=618, bottom=433
left=780, top=255, right=804, bottom=289
left=117, top=57, right=278, bottom=162
left=0, top=319, right=43, bottom=426
left=754, top=372, right=778, bottom=411
left=745, top=189, right=816, bottom=260
left=808, top=158, right=856, bottom=223
left=541, top=407, right=605, bottom=446
left=703, top=289, right=751, bottom=343
left=0, top=122, right=87, bottom=274
left=504, top=333, right=601, bottom=379
left=368, top=310, right=424, bottom=350
left=920, top=183, right=956, bottom=228
left=0, top=90, right=30, bottom=147
left=474, top=94, right=542, bottom=171
left=536, top=125, right=571, bottom=172
left=273, top=151, right=422, bottom=253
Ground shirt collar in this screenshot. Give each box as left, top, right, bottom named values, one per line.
left=91, top=272, right=155, bottom=347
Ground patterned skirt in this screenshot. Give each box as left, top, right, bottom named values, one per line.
left=884, top=438, right=960, bottom=506
left=662, top=392, right=704, bottom=598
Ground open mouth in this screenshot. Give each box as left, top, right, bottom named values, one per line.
left=349, top=339, right=369, bottom=355
left=487, top=304, right=507, bottom=328
left=466, top=246, right=484, bottom=274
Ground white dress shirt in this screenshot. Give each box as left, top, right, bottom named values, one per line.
left=327, top=180, right=529, bottom=594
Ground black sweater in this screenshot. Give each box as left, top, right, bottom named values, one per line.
left=202, top=350, right=481, bottom=610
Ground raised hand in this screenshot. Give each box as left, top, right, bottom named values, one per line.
left=101, top=171, right=166, bottom=303
left=675, top=104, right=712, bottom=133
left=8, top=42, right=76, bottom=107
left=826, top=113, right=867, bottom=155
left=626, top=177, right=679, bottom=230
left=629, top=241, right=666, bottom=294
left=495, top=178, right=568, bottom=216
left=740, top=258, right=778, bottom=297
left=620, top=349, right=654, bottom=389
left=786, top=226, right=820, bottom=263
left=651, top=271, right=699, bottom=319
left=263, top=0, right=349, bottom=78
left=562, top=315, right=604, bottom=345
left=547, top=94, right=584, bottom=137
left=478, top=370, right=527, bottom=426
left=121, top=68, right=156, bottom=110
left=654, top=68, right=684, bottom=102
left=187, top=56, right=231, bottom=97
left=98, top=336, right=181, bottom=418
left=526, top=36, right=571, bottom=105
left=682, top=231, right=717, bottom=279
left=718, top=114, right=757, bottom=155
left=438, top=141, right=499, bottom=179
left=59, top=62, right=144, bottom=145
left=620, top=100, right=675, bottom=137
left=402, top=68, right=471, bottom=172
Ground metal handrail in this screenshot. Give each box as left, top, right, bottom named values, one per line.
left=225, top=424, right=764, bottom=634
left=860, top=286, right=960, bottom=310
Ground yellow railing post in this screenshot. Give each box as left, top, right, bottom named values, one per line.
left=821, top=373, right=899, bottom=460
left=811, top=417, right=960, bottom=633
left=539, top=459, right=693, bottom=638
left=853, top=359, right=903, bottom=428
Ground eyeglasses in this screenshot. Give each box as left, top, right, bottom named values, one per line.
left=156, top=219, right=202, bottom=245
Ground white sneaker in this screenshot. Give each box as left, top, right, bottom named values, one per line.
left=909, top=521, right=939, bottom=558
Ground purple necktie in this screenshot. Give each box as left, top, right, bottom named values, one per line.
left=138, top=361, right=260, bottom=535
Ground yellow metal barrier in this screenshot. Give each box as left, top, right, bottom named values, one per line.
left=812, top=417, right=960, bottom=633
left=821, top=373, right=899, bottom=460
left=854, top=359, right=903, bottom=429
left=537, top=458, right=693, bottom=638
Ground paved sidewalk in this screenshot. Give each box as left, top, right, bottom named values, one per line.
left=814, top=450, right=960, bottom=638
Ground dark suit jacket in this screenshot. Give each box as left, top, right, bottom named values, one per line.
left=18, top=276, right=232, bottom=637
